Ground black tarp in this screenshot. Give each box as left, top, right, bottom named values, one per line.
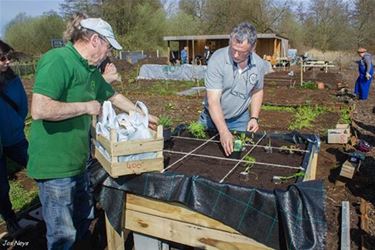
left=92, top=131, right=326, bottom=249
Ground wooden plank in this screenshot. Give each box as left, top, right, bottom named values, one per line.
left=111, top=156, right=164, bottom=176
left=126, top=194, right=238, bottom=233
left=106, top=213, right=125, bottom=250
left=112, top=139, right=163, bottom=156
left=95, top=150, right=163, bottom=178
left=303, top=152, right=318, bottom=181
left=341, top=201, right=350, bottom=250
left=125, top=210, right=271, bottom=250
left=360, top=198, right=369, bottom=250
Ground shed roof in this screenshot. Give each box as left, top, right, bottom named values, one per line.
left=163, top=33, right=287, bottom=41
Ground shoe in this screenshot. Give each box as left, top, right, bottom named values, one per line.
left=5, top=218, right=22, bottom=237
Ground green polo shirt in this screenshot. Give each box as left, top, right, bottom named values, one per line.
left=27, top=42, right=115, bottom=179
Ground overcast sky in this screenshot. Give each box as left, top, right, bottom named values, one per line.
left=0, top=0, right=63, bottom=37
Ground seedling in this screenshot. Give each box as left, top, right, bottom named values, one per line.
left=158, top=115, right=173, bottom=128
left=187, top=121, right=207, bottom=139
left=240, top=156, right=257, bottom=181
left=233, top=131, right=254, bottom=151
left=279, top=145, right=301, bottom=154
left=159, top=115, right=173, bottom=141
left=272, top=172, right=305, bottom=184
left=264, top=137, right=272, bottom=153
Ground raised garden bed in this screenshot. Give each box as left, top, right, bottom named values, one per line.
left=163, top=129, right=317, bottom=191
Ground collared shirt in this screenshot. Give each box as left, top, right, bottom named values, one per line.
left=28, top=42, right=115, bottom=179
left=204, top=46, right=267, bottom=119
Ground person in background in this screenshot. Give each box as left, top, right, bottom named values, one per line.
left=27, top=15, right=158, bottom=250
left=354, top=47, right=374, bottom=100
left=198, top=22, right=268, bottom=157
left=203, top=45, right=212, bottom=65
left=0, top=40, right=28, bottom=236
left=180, top=46, right=188, bottom=64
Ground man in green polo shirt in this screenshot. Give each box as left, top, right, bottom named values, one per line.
left=27, top=16, right=158, bottom=250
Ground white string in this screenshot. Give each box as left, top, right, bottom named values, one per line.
left=171, top=135, right=308, bottom=153
left=161, top=133, right=218, bottom=173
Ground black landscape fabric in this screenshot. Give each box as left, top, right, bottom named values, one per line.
left=97, top=170, right=326, bottom=249
left=95, top=131, right=326, bottom=249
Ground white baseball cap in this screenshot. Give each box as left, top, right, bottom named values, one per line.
left=80, top=18, right=123, bottom=50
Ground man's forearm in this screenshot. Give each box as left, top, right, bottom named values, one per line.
left=31, top=93, right=94, bottom=121
left=109, top=93, right=140, bottom=113
left=250, top=89, right=264, bottom=118
left=208, top=103, right=229, bottom=134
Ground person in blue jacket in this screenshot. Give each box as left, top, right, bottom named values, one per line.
left=354, top=47, right=374, bottom=100
left=0, top=40, right=28, bottom=236
left=180, top=46, right=188, bottom=64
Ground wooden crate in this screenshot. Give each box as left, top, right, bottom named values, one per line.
left=93, top=124, right=164, bottom=178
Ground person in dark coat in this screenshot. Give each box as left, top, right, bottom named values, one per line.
left=354, top=47, right=374, bottom=100
left=0, top=40, right=28, bottom=236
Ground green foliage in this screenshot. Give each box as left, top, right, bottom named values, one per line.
left=262, top=105, right=294, bottom=112
left=188, top=121, right=207, bottom=139
left=165, top=12, right=202, bottom=36
left=339, top=107, right=352, bottom=124
left=288, top=105, right=327, bottom=130
left=301, top=81, right=317, bottom=89
left=9, top=181, right=38, bottom=212
left=5, top=12, right=65, bottom=55
left=59, top=0, right=102, bottom=18
left=278, top=172, right=305, bottom=181
left=159, top=115, right=173, bottom=128
left=243, top=155, right=256, bottom=173
left=103, top=1, right=165, bottom=50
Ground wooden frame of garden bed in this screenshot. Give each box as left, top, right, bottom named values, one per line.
left=104, top=141, right=318, bottom=250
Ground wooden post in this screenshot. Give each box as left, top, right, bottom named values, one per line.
left=300, top=61, right=304, bottom=86
left=105, top=213, right=125, bottom=250
left=341, top=201, right=350, bottom=250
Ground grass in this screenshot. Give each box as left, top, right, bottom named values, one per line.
left=9, top=180, right=38, bottom=212
left=300, top=81, right=317, bottom=89
left=262, top=104, right=294, bottom=112
left=288, top=105, right=328, bottom=130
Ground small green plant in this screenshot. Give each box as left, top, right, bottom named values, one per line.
left=240, top=156, right=258, bottom=180
left=233, top=131, right=254, bottom=147
left=272, top=172, right=305, bottom=184
left=279, top=145, right=301, bottom=154
left=288, top=105, right=327, bottom=130
left=339, top=107, right=352, bottom=124
left=188, top=121, right=207, bottom=139
left=301, top=81, right=317, bottom=89
left=158, top=115, right=173, bottom=128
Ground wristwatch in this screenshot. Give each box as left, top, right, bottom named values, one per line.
left=250, top=117, right=259, bottom=123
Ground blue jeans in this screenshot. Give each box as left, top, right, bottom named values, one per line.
left=0, top=138, right=28, bottom=221
left=199, top=109, right=250, bottom=132
left=37, top=171, right=94, bottom=250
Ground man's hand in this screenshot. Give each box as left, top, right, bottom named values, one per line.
left=86, top=100, right=101, bottom=115
left=220, top=130, right=234, bottom=156
left=148, top=114, right=159, bottom=130
left=247, top=118, right=259, bottom=133
left=102, top=63, right=121, bottom=83
left=366, top=72, right=372, bottom=80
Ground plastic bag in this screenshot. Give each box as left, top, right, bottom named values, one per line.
left=95, top=101, right=157, bottom=162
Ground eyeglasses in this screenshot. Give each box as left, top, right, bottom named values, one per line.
left=0, top=54, right=11, bottom=62
left=98, top=35, right=113, bottom=50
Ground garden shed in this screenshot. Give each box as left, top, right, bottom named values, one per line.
left=164, top=33, right=289, bottom=65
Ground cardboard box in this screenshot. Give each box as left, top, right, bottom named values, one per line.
left=339, top=160, right=358, bottom=179
left=92, top=125, right=164, bottom=178
left=327, top=124, right=350, bottom=144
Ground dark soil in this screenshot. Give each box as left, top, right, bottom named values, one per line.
left=164, top=132, right=306, bottom=190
